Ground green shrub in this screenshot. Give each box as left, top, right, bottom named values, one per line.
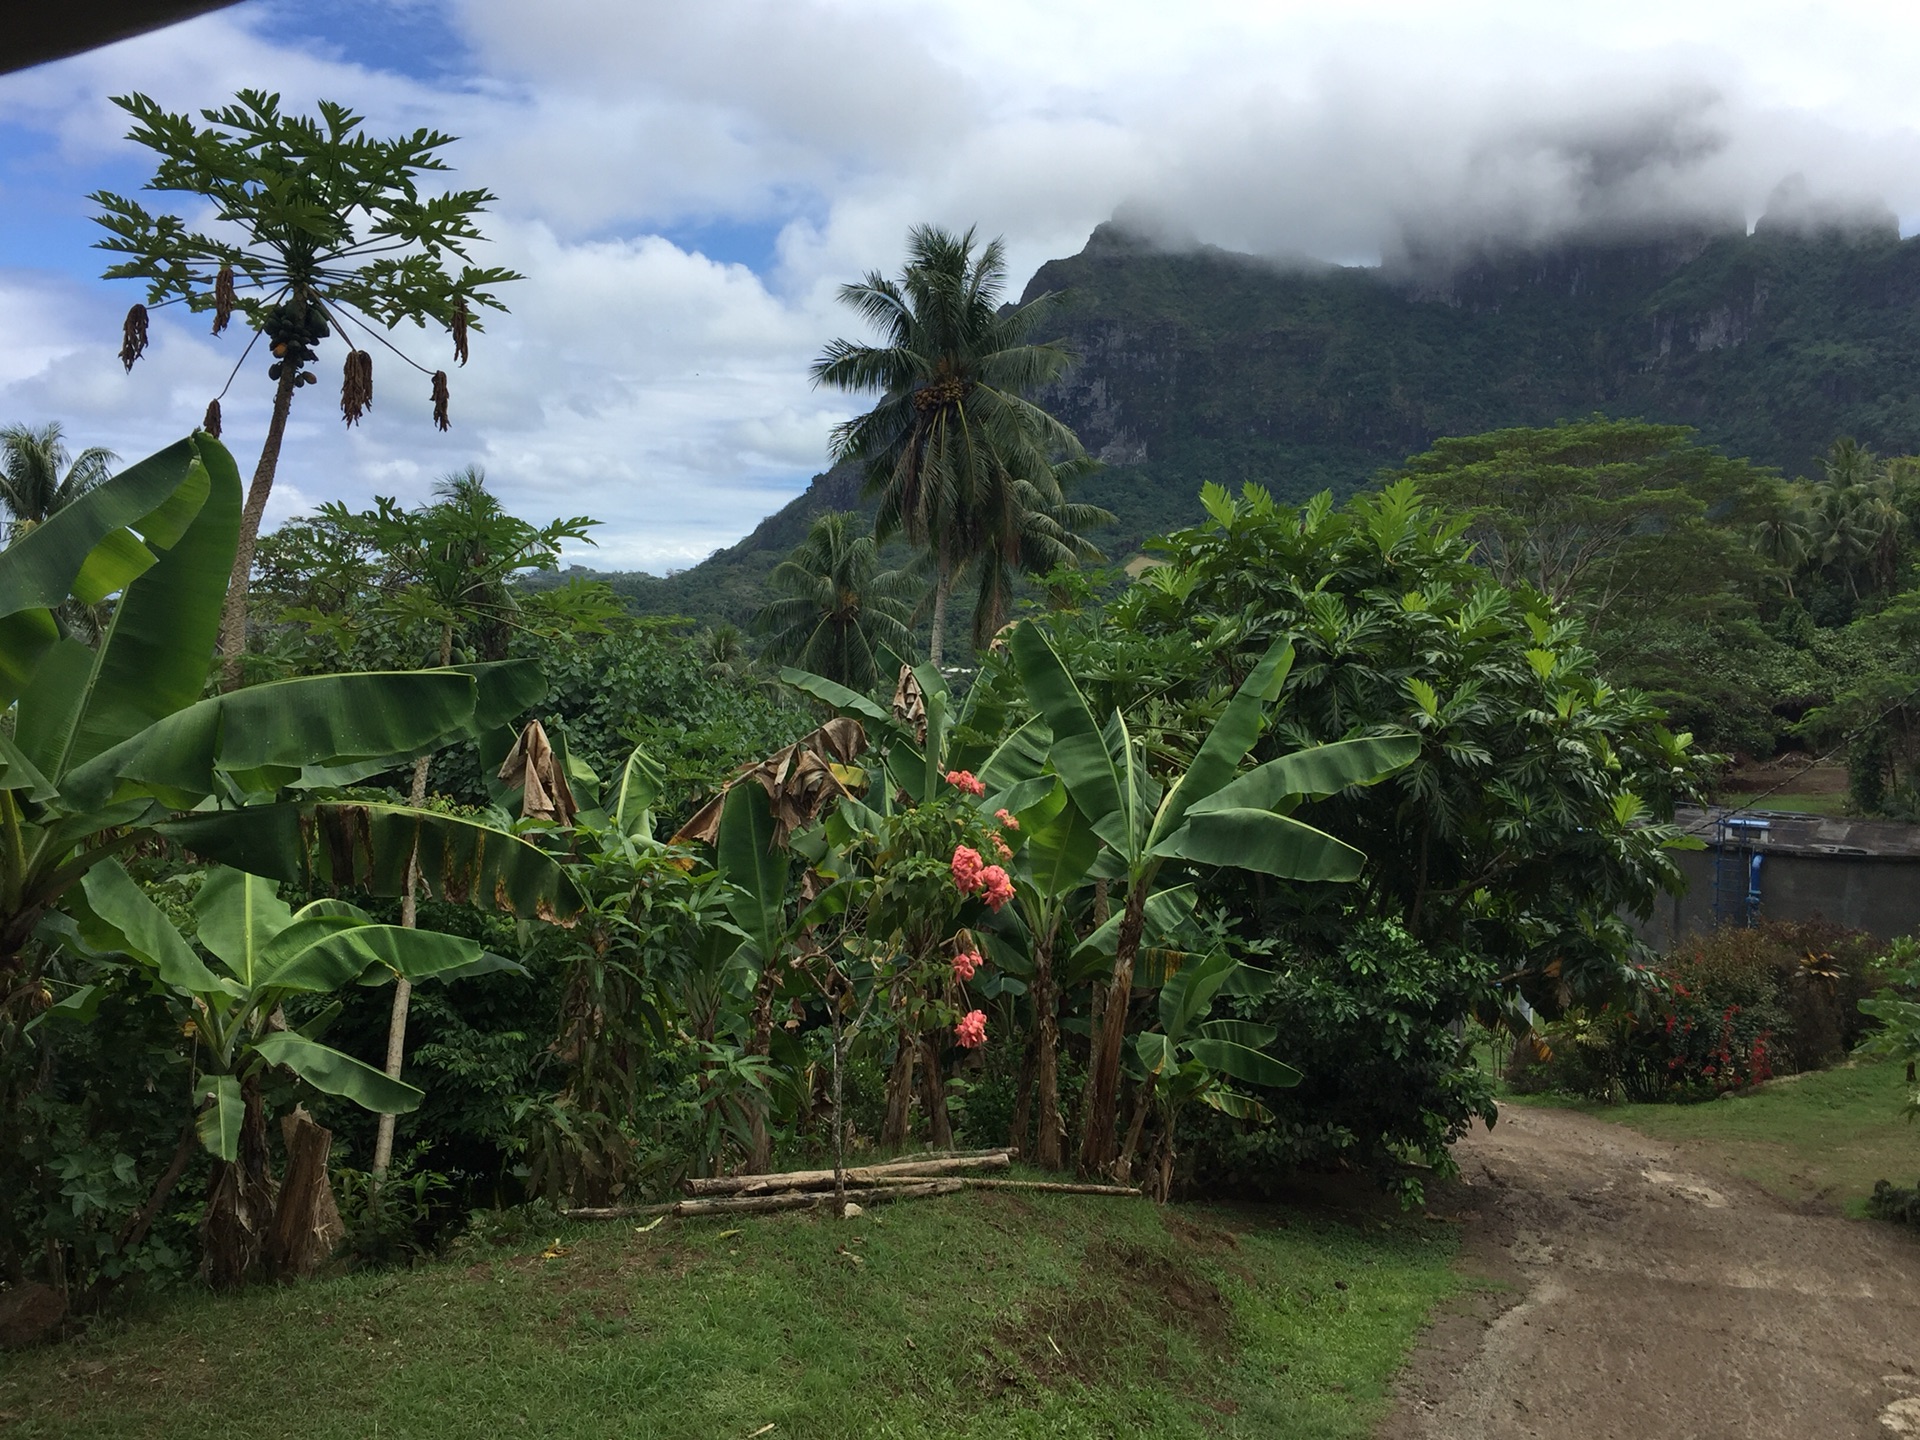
left=1185, top=919, right=1498, bottom=1203
left=1867, top=1179, right=1920, bottom=1226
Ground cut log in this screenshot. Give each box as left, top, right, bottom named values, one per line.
left=267, top=1106, right=344, bottom=1279
left=952, top=1179, right=1141, bottom=1196
left=683, top=1150, right=1010, bottom=1198
left=561, top=1179, right=970, bottom=1222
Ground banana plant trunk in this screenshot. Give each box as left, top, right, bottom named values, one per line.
left=200, top=1070, right=274, bottom=1290
left=1031, top=918, right=1065, bottom=1170
left=880, top=1028, right=916, bottom=1149
left=1077, top=883, right=1147, bottom=1177
left=919, top=1034, right=953, bottom=1148
left=217, top=362, right=300, bottom=691
left=745, top=961, right=781, bottom=1172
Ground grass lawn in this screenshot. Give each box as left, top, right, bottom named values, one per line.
left=1515, top=1055, right=1918, bottom=1216
left=0, top=1186, right=1463, bottom=1439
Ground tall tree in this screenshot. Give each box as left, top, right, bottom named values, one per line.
left=755, top=511, right=917, bottom=691
left=811, top=225, right=1087, bottom=667
left=0, top=423, right=117, bottom=542
left=92, top=90, right=520, bottom=688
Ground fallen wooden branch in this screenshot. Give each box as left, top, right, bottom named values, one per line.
left=563, top=1179, right=970, bottom=1222
left=682, top=1150, right=1010, bottom=1197
left=560, top=1172, right=1137, bottom=1223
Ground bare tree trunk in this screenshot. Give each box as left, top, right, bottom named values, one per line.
left=1077, top=884, right=1146, bottom=1178
left=1031, top=917, right=1065, bottom=1171
left=372, top=624, right=450, bottom=1184
left=217, top=364, right=300, bottom=691
left=831, top=1003, right=848, bottom=1219
left=115, top=1123, right=198, bottom=1257
left=920, top=1033, right=952, bottom=1149
left=372, top=753, right=429, bottom=1183
left=1115, top=1075, right=1157, bottom=1184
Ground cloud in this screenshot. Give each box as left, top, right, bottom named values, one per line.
left=6, top=0, right=1920, bottom=572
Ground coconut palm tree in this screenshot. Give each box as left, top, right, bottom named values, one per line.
left=964, top=454, right=1113, bottom=647
left=0, top=422, right=116, bottom=542
left=756, top=512, right=918, bottom=692
left=1750, top=495, right=1813, bottom=599
left=811, top=225, right=1086, bottom=666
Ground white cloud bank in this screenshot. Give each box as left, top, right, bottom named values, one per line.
left=4, top=0, right=1920, bottom=568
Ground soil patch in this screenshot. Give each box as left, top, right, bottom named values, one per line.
left=1381, top=1102, right=1920, bottom=1439
left=982, top=1236, right=1231, bottom=1394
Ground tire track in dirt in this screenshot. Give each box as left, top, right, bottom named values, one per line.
left=1380, top=1103, right=1920, bottom=1439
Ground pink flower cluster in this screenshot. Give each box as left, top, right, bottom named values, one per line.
left=952, top=845, right=1014, bottom=912
left=954, top=1009, right=988, bottom=1048
left=990, top=833, right=1013, bottom=860
left=994, top=809, right=1019, bottom=830
left=951, top=949, right=983, bottom=982
left=945, top=769, right=986, bottom=797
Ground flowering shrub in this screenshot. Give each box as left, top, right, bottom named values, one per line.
left=954, top=1010, right=988, bottom=1049
left=1529, top=920, right=1887, bottom=1103
left=944, top=769, right=985, bottom=797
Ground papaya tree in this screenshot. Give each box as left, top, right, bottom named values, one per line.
left=1008, top=623, right=1418, bottom=1177
left=92, top=90, right=520, bottom=686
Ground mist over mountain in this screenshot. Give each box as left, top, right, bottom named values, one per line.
left=599, top=207, right=1920, bottom=629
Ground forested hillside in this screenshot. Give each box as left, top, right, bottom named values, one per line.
left=600, top=213, right=1920, bottom=627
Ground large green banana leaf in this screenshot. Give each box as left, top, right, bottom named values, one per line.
left=251, top=1031, right=423, bottom=1114
left=1155, top=808, right=1367, bottom=881
left=1015, top=781, right=1101, bottom=904
left=158, top=803, right=586, bottom=922
left=61, top=671, right=485, bottom=809
left=76, top=861, right=222, bottom=992
left=193, top=868, right=296, bottom=988
left=60, top=434, right=241, bottom=772
left=1009, top=624, right=1129, bottom=853
left=717, top=783, right=786, bottom=964
left=1186, top=1039, right=1301, bottom=1090
left=1149, top=639, right=1294, bottom=847
left=777, top=667, right=897, bottom=732
left=608, top=742, right=667, bottom=838
left=272, top=924, right=482, bottom=993
left=196, top=1075, right=244, bottom=1161
left=1189, top=734, right=1420, bottom=816
left=0, top=435, right=220, bottom=705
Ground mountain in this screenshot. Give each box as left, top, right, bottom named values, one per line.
left=607, top=212, right=1920, bottom=629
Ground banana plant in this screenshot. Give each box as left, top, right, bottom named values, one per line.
left=0, top=434, right=583, bottom=981
left=1008, top=621, right=1419, bottom=1176
left=1122, top=945, right=1299, bottom=1200
left=59, top=859, right=498, bottom=1285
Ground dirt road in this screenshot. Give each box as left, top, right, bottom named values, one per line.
left=1381, top=1103, right=1920, bottom=1439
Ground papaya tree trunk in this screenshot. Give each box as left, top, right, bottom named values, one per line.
left=1077, top=883, right=1146, bottom=1178
left=201, top=1071, right=274, bottom=1290
left=1032, top=917, right=1065, bottom=1171
left=217, top=362, right=300, bottom=691
left=919, top=1033, right=952, bottom=1149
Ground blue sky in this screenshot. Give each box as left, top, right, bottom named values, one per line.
left=4, top=0, right=1919, bottom=571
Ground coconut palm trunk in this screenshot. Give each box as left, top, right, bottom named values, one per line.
left=217, top=363, right=299, bottom=690
left=928, top=563, right=952, bottom=669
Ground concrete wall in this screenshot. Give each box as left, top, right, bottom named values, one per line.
left=1633, top=846, right=1920, bottom=948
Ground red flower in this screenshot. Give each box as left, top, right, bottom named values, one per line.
left=991, top=833, right=1013, bottom=860
left=954, top=1010, right=988, bottom=1048
left=978, top=865, right=1015, bottom=912
left=944, top=769, right=986, bottom=797
left=951, top=846, right=986, bottom=893
left=951, top=950, right=983, bottom=983
left=994, top=808, right=1019, bottom=829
